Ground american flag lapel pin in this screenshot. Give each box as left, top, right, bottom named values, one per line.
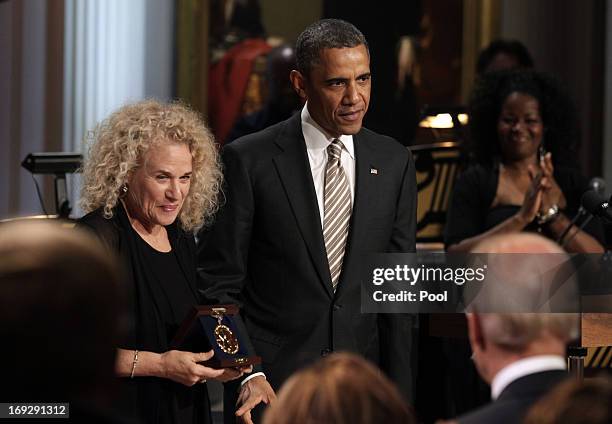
left=370, top=167, right=378, bottom=175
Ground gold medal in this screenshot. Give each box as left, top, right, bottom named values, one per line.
left=212, top=308, right=239, bottom=354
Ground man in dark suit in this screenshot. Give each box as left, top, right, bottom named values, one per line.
left=198, top=18, right=416, bottom=423
left=457, top=233, right=577, bottom=424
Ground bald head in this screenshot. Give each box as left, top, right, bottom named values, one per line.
left=468, top=233, right=576, bottom=312
left=471, top=233, right=565, bottom=254
left=0, top=220, right=116, bottom=275
left=466, top=233, right=578, bottom=355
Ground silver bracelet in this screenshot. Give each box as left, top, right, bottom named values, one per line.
left=537, top=204, right=560, bottom=225
left=130, top=350, right=139, bottom=378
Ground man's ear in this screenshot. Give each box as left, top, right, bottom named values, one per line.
left=290, top=70, right=308, bottom=100
left=466, top=312, right=486, bottom=353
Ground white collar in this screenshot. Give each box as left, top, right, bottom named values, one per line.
left=301, top=103, right=355, bottom=159
left=491, top=355, right=566, bottom=400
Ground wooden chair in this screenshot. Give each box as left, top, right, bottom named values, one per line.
left=409, top=141, right=463, bottom=250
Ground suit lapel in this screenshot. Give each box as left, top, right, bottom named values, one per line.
left=336, top=131, right=377, bottom=297
left=272, top=114, right=333, bottom=298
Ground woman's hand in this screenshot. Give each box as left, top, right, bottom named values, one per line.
left=517, top=165, right=544, bottom=224
left=539, top=152, right=567, bottom=211
left=159, top=350, right=248, bottom=386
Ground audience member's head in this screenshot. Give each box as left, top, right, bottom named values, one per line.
left=0, top=221, right=123, bottom=403
left=469, top=69, right=578, bottom=169
left=476, top=39, right=534, bottom=75
left=467, top=234, right=578, bottom=384
left=468, top=232, right=580, bottom=312
left=227, top=0, right=266, bottom=39
left=524, top=377, right=612, bottom=424
left=262, top=352, right=415, bottom=424
left=265, top=44, right=302, bottom=112
left=471, top=232, right=563, bottom=255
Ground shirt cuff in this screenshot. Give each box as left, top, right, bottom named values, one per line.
left=241, top=372, right=266, bottom=386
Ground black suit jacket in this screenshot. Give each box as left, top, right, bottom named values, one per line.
left=198, top=112, right=417, bottom=397
left=457, top=369, right=569, bottom=424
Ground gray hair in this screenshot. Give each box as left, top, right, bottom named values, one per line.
left=295, top=18, right=368, bottom=76
left=470, top=233, right=579, bottom=350
left=480, top=314, right=579, bottom=351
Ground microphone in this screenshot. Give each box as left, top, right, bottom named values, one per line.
left=588, top=177, right=606, bottom=196
left=581, top=190, right=612, bottom=223
left=576, top=177, right=606, bottom=216
left=558, top=189, right=603, bottom=247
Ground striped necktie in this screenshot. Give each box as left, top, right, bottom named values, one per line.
left=323, top=139, right=352, bottom=291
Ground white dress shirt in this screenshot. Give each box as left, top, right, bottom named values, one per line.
left=490, top=355, right=567, bottom=400
left=301, top=103, right=356, bottom=226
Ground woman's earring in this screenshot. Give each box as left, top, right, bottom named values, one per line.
left=120, top=184, right=129, bottom=196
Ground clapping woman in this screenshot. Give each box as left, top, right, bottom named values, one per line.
left=445, top=70, right=604, bottom=253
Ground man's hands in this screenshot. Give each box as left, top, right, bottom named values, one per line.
left=159, top=350, right=251, bottom=386
left=236, top=375, right=276, bottom=424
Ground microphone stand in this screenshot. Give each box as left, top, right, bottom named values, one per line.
left=557, top=207, right=587, bottom=245
left=560, top=190, right=612, bottom=248
left=560, top=214, right=593, bottom=249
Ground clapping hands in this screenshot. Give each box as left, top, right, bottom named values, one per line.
left=520, top=152, right=566, bottom=223
left=538, top=152, right=566, bottom=211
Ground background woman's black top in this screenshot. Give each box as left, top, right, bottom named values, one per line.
left=444, top=162, right=605, bottom=248
left=78, top=205, right=211, bottom=424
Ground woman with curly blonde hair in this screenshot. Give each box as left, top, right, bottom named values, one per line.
left=77, top=100, right=251, bottom=424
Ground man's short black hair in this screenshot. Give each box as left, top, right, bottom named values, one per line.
left=295, top=18, right=369, bottom=76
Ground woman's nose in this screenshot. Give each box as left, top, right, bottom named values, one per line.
left=167, top=181, right=180, bottom=199
left=512, top=120, right=523, bottom=132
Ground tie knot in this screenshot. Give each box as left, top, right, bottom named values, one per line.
left=327, top=139, right=343, bottom=161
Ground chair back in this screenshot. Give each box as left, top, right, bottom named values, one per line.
left=409, top=141, right=463, bottom=244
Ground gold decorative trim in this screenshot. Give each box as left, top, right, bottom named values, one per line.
left=461, top=0, right=501, bottom=102
left=176, top=0, right=210, bottom=115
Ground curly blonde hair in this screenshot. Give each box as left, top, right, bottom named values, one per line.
left=80, top=99, right=222, bottom=232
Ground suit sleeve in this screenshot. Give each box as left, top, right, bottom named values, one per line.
left=388, top=148, right=417, bottom=253
left=198, top=144, right=254, bottom=305
left=197, top=144, right=262, bottom=376
left=378, top=148, right=418, bottom=402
